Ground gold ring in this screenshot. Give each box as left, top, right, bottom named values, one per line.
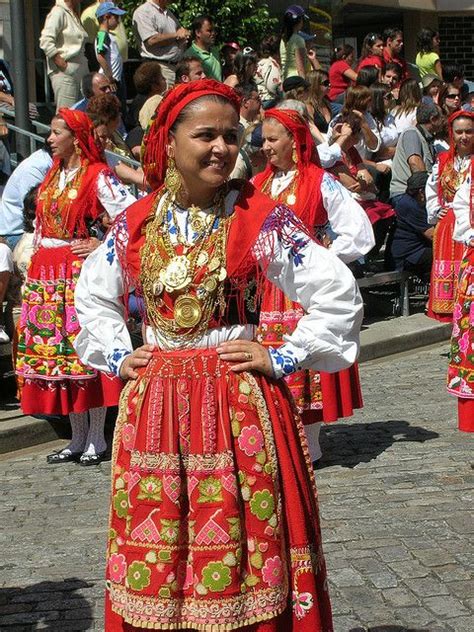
left=245, top=352, right=253, bottom=361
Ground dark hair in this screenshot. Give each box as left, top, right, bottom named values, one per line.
left=235, top=82, right=259, bottom=100
left=23, top=185, right=39, bottom=234
left=175, top=56, right=202, bottom=83
left=342, top=85, right=372, bottom=114
left=86, top=94, right=121, bottom=126
left=191, top=14, right=213, bottom=39
left=382, top=27, right=403, bottom=45
left=133, top=61, right=164, bottom=95
left=370, top=82, right=391, bottom=127
left=233, top=51, right=258, bottom=86
left=438, top=83, right=461, bottom=116
left=169, top=95, right=236, bottom=134
left=443, top=63, right=464, bottom=83
left=416, top=102, right=441, bottom=125
left=81, top=72, right=100, bottom=99
left=331, top=43, right=354, bottom=64
left=360, top=32, right=382, bottom=59
left=281, top=11, right=302, bottom=43
left=355, top=66, right=379, bottom=88
left=337, top=111, right=362, bottom=137
left=416, top=28, right=438, bottom=55
left=393, top=78, right=422, bottom=117
left=259, top=34, right=280, bottom=58
left=383, top=62, right=402, bottom=79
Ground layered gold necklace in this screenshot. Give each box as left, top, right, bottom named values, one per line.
left=140, top=189, right=233, bottom=346
left=260, top=171, right=298, bottom=206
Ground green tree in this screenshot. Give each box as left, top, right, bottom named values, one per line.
left=120, top=0, right=278, bottom=49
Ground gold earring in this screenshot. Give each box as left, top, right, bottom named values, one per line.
left=292, top=148, right=298, bottom=165
left=74, top=142, right=82, bottom=156
left=164, top=157, right=181, bottom=197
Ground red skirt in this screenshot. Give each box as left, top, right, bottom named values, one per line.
left=257, top=286, right=362, bottom=425
left=359, top=199, right=395, bottom=225
left=105, top=349, right=333, bottom=631
left=427, top=209, right=464, bottom=322
left=16, top=245, right=122, bottom=415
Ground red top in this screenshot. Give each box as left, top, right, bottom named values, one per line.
left=382, top=48, right=408, bottom=81
left=357, top=55, right=384, bottom=72
left=328, top=60, right=352, bottom=100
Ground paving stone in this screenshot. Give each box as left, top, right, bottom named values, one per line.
left=404, top=576, right=451, bottom=597
left=381, top=586, right=420, bottom=608
left=423, top=594, right=469, bottom=618
left=444, top=616, right=474, bottom=632
left=329, top=567, right=366, bottom=587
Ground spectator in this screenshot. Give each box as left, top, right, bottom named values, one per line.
left=357, top=33, right=384, bottom=74
left=282, top=75, right=309, bottom=102
left=355, top=66, right=380, bottom=88
left=230, top=123, right=266, bottom=180
left=328, top=44, right=357, bottom=104
left=389, top=102, right=444, bottom=205
left=382, top=27, right=408, bottom=81
left=175, top=56, right=205, bottom=84
left=221, top=42, right=240, bottom=79
left=369, top=82, right=398, bottom=162
left=390, top=171, right=433, bottom=278
left=381, top=62, right=402, bottom=98
left=125, top=61, right=165, bottom=130
left=443, top=64, right=465, bottom=92
left=392, top=78, right=422, bottom=135
left=279, top=4, right=313, bottom=80
left=39, top=0, right=89, bottom=109
left=236, top=83, right=262, bottom=135
left=0, top=59, right=38, bottom=119
left=81, top=0, right=129, bottom=68
left=95, top=2, right=127, bottom=106
left=421, top=73, right=443, bottom=105
left=305, top=69, right=336, bottom=135
left=72, top=72, right=113, bottom=112
left=185, top=15, right=222, bottom=81
left=224, top=50, right=258, bottom=89
left=416, top=28, right=442, bottom=79
left=255, top=35, right=282, bottom=109
left=438, top=83, right=462, bottom=117
left=132, top=0, right=190, bottom=88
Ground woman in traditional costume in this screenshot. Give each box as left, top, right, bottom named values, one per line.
left=446, top=130, right=474, bottom=432
left=16, top=109, right=135, bottom=465
left=74, top=80, right=363, bottom=630
left=426, top=110, right=474, bottom=322
left=253, top=107, right=374, bottom=462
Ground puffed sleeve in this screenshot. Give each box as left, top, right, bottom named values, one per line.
left=425, top=161, right=442, bottom=224
left=452, top=175, right=474, bottom=245
left=74, top=213, right=133, bottom=376
left=253, top=205, right=363, bottom=379
left=321, top=173, right=375, bottom=263
left=96, top=171, right=137, bottom=219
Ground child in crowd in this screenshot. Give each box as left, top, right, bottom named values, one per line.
left=95, top=2, right=127, bottom=107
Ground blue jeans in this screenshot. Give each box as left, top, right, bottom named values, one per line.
left=3, top=233, right=22, bottom=249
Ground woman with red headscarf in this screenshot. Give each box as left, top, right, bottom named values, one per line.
left=74, top=79, right=363, bottom=630
left=447, top=125, right=474, bottom=433
left=16, top=109, right=135, bottom=466
left=253, top=106, right=374, bottom=463
left=426, top=110, right=474, bottom=322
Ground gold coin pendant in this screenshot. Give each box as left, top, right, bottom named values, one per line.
left=68, top=188, right=78, bottom=200
left=174, top=294, right=202, bottom=328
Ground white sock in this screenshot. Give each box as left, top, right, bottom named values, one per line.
left=64, top=411, right=89, bottom=454
left=83, top=407, right=107, bottom=456
left=304, top=422, right=323, bottom=462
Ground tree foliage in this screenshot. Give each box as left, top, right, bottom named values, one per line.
left=120, top=0, right=278, bottom=49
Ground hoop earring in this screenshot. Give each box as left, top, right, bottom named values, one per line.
left=164, top=157, right=181, bottom=197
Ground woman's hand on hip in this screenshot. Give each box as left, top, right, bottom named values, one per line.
left=217, top=340, right=273, bottom=377
left=119, top=345, right=155, bottom=380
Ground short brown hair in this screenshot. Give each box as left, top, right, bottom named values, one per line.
left=133, top=61, right=164, bottom=95
left=86, top=94, right=121, bottom=126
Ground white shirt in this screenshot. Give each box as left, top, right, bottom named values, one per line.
left=452, top=174, right=474, bottom=245
left=327, top=112, right=382, bottom=159
left=74, top=191, right=363, bottom=379
left=425, top=157, right=471, bottom=225
left=269, top=170, right=375, bottom=263
left=392, top=108, right=417, bottom=135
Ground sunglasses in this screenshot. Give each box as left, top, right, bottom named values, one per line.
left=321, top=80, right=330, bottom=87
left=446, top=93, right=460, bottom=99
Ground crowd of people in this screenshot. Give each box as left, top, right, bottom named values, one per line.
left=0, top=1, right=473, bottom=630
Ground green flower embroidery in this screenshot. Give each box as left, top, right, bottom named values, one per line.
left=201, top=561, right=232, bottom=592
left=250, top=489, right=274, bottom=521
left=127, top=561, right=151, bottom=591
left=113, top=489, right=129, bottom=519
left=137, top=475, right=162, bottom=501
left=160, top=519, right=180, bottom=544
left=197, top=476, right=223, bottom=503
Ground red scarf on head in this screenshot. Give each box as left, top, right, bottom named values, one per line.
left=142, top=79, right=241, bottom=190
left=36, top=109, right=109, bottom=240
left=253, top=108, right=326, bottom=228
left=437, top=109, right=474, bottom=208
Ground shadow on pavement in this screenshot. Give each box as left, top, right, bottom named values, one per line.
left=350, top=627, right=432, bottom=631
left=0, top=578, right=93, bottom=629
left=318, top=420, right=439, bottom=469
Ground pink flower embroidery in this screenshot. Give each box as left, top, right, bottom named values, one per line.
left=65, top=306, right=79, bottom=334
left=108, top=553, right=127, bottom=583
left=122, top=424, right=136, bottom=451
left=262, top=555, right=283, bottom=587
left=453, top=303, right=462, bottom=321
left=458, top=331, right=470, bottom=354
left=292, top=590, right=314, bottom=619
left=238, top=425, right=264, bottom=456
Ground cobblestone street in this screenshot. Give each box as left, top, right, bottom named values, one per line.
left=0, top=342, right=472, bottom=631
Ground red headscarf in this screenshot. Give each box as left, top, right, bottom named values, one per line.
left=253, top=108, right=326, bottom=228
left=58, top=108, right=104, bottom=164
left=437, top=110, right=474, bottom=207
left=142, top=79, right=241, bottom=190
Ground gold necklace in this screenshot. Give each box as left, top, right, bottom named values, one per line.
left=261, top=171, right=298, bottom=206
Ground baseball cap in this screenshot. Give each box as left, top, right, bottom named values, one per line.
left=285, top=5, right=309, bottom=19
left=221, top=42, right=240, bottom=52
left=406, top=171, right=428, bottom=193
left=282, top=76, right=309, bottom=92
left=96, top=2, right=127, bottom=18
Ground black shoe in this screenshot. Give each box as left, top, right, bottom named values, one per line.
left=79, top=452, right=106, bottom=466
left=46, top=450, right=81, bottom=464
